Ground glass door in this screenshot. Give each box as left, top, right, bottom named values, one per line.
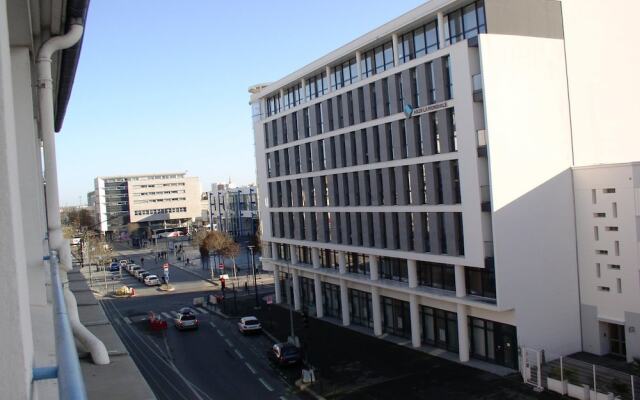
left=495, top=324, right=518, bottom=369
left=609, top=323, right=627, bottom=358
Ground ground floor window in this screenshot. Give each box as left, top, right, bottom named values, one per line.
left=381, top=296, right=411, bottom=338
left=322, top=282, right=341, bottom=319
left=420, top=305, right=458, bottom=352
left=469, top=316, right=518, bottom=369
left=349, top=289, right=372, bottom=328
left=299, top=276, right=315, bottom=312
left=279, top=271, right=291, bottom=306
left=608, top=323, right=626, bottom=358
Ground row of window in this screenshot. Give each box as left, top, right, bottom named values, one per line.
left=269, top=161, right=460, bottom=211
left=133, top=182, right=186, bottom=188
left=266, top=107, right=456, bottom=181
left=133, top=190, right=186, bottom=196
left=133, top=207, right=187, bottom=216
left=261, top=2, right=485, bottom=119
left=270, top=210, right=464, bottom=255
left=264, top=57, right=452, bottom=149
left=133, top=197, right=186, bottom=204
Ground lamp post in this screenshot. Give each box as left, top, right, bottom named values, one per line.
left=248, top=245, right=259, bottom=309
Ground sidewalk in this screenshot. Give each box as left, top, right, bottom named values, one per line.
left=232, top=297, right=562, bottom=400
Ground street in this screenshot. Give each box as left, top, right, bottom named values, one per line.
left=99, top=246, right=300, bottom=400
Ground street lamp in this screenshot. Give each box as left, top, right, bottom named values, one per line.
left=248, top=245, right=259, bottom=309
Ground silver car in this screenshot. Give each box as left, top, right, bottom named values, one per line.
left=174, top=311, right=199, bottom=330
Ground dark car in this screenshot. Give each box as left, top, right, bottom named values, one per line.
left=270, top=343, right=301, bottom=366
left=138, top=272, right=151, bottom=282
left=108, top=262, right=120, bottom=272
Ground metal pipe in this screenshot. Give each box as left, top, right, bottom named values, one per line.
left=38, top=20, right=110, bottom=366
left=49, top=252, right=87, bottom=399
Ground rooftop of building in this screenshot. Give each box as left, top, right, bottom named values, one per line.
left=249, top=0, right=460, bottom=102
left=96, top=172, right=188, bottom=180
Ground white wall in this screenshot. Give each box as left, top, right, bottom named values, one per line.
left=479, top=33, right=581, bottom=355
left=561, top=0, right=640, bottom=166
left=574, top=164, right=640, bottom=322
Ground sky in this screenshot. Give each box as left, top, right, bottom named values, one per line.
left=57, top=0, right=426, bottom=206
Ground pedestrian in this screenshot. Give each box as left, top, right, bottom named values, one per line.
left=244, top=281, right=248, bottom=293
left=186, top=258, right=190, bottom=265
left=141, top=257, right=144, bottom=266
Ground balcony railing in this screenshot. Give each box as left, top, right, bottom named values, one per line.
left=33, top=251, right=88, bottom=399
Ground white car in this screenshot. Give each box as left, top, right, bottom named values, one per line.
left=133, top=269, right=146, bottom=279
left=144, top=274, right=160, bottom=286
left=238, top=316, right=262, bottom=334
left=126, top=263, right=138, bottom=272
left=129, top=265, right=141, bottom=276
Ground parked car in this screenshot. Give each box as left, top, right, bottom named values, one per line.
left=270, top=343, right=301, bottom=366
left=144, top=275, right=160, bottom=286
left=129, top=266, right=141, bottom=276
left=174, top=310, right=199, bottom=330
left=134, top=269, right=146, bottom=279
left=126, top=263, right=138, bottom=272
left=138, top=272, right=151, bottom=282
left=108, top=262, right=120, bottom=272
left=238, top=316, right=262, bottom=334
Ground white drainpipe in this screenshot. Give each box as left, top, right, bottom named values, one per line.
left=38, top=19, right=110, bottom=365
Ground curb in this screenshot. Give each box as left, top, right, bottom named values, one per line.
left=295, top=379, right=326, bottom=400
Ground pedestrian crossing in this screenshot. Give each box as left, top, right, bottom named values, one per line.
left=122, top=307, right=210, bottom=324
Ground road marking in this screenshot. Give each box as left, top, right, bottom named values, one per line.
left=224, top=338, right=234, bottom=348
left=170, top=311, right=179, bottom=318
left=216, top=329, right=225, bottom=337
left=196, top=307, right=208, bottom=314
left=187, top=307, right=199, bottom=315
left=209, top=321, right=216, bottom=328
left=258, top=378, right=274, bottom=392
left=245, top=362, right=256, bottom=374
left=280, top=397, right=287, bottom=400
left=123, top=317, right=132, bottom=324
left=234, top=349, right=244, bottom=360
left=161, top=312, right=172, bottom=319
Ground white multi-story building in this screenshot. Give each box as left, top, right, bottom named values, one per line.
left=250, top=0, right=640, bottom=368
left=209, top=182, right=259, bottom=240
left=94, top=172, right=202, bottom=239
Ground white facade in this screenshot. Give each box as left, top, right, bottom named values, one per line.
left=249, top=0, right=640, bottom=368
left=94, top=172, right=202, bottom=236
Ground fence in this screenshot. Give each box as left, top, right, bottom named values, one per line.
left=531, top=350, right=639, bottom=400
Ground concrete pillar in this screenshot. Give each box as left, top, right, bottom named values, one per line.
left=0, top=19, right=34, bottom=396
left=340, top=280, right=350, bottom=326
left=457, top=303, right=470, bottom=362
left=314, top=274, right=323, bottom=318
left=370, top=255, right=379, bottom=281
left=455, top=265, right=466, bottom=297
left=355, top=50, right=363, bottom=79
left=371, top=286, right=382, bottom=336
left=437, top=12, right=446, bottom=49
left=271, top=242, right=278, bottom=260
left=274, top=265, right=282, bottom=304
left=408, top=259, right=418, bottom=288
left=312, top=247, right=320, bottom=269
left=410, top=294, right=421, bottom=348
left=300, top=78, right=306, bottom=103
left=290, top=244, right=298, bottom=265
left=338, top=251, right=346, bottom=274
left=292, top=268, right=301, bottom=311
left=326, top=65, right=332, bottom=92
left=392, top=33, right=400, bottom=67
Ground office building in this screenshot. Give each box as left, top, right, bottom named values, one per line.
left=209, top=182, right=259, bottom=240
left=94, top=172, right=202, bottom=240
left=250, top=0, right=640, bottom=368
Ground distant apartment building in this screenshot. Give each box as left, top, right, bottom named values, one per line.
left=94, top=172, right=202, bottom=239
left=209, top=182, right=259, bottom=240
left=250, top=0, right=640, bottom=369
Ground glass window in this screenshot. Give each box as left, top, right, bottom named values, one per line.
left=375, top=47, right=385, bottom=74
left=383, top=42, right=394, bottom=69
left=413, top=27, right=426, bottom=57
left=463, top=4, right=478, bottom=38
left=426, top=21, right=439, bottom=53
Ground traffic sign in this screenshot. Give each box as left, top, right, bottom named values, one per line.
left=266, top=295, right=273, bottom=305
left=218, top=262, right=224, bottom=270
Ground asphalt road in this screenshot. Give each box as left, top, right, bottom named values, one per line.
left=101, top=250, right=299, bottom=400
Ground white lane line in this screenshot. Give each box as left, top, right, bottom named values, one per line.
left=216, top=329, right=225, bottom=337
left=196, top=307, right=208, bottom=314
left=244, top=362, right=256, bottom=374
left=161, top=312, right=172, bottom=319
left=188, top=307, right=199, bottom=315
left=123, top=317, right=132, bottom=324
left=224, top=338, right=234, bottom=348
left=209, top=321, right=216, bottom=328
left=234, top=349, right=244, bottom=360
left=258, top=378, right=274, bottom=392
left=170, top=311, right=179, bottom=318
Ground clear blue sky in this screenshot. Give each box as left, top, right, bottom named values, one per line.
left=57, top=0, right=425, bottom=206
